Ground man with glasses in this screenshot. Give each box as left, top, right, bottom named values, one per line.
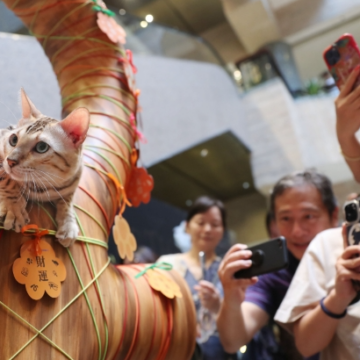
left=217, top=170, right=339, bottom=359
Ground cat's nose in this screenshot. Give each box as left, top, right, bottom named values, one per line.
left=7, top=159, right=18, bottom=168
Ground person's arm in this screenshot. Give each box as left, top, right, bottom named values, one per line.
left=217, top=299, right=268, bottom=353
left=336, top=65, right=360, bottom=182
left=292, top=225, right=360, bottom=357
left=216, top=244, right=269, bottom=353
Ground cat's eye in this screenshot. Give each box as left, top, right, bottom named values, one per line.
left=34, top=141, right=49, bottom=153
left=9, top=134, right=18, bottom=147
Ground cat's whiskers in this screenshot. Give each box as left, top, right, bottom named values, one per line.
left=37, top=170, right=61, bottom=188
left=19, top=172, right=28, bottom=198
left=26, top=173, right=36, bottom=214
left=37, top=169, right=65, bottom=182
left=31, top=173, right=41, bottom=218
left=19, top=184, right=28, bottom=203
left=33, top=172, right=53, bottom=204
left=39, top=172, right=66, bottom=204
left=41, top=179, right=66, bottom=203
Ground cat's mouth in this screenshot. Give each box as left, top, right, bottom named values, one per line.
left=3, top=163, right=26, bottom=182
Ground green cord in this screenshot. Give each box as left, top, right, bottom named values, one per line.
left=85, top=145, right=130, bottom=166
left=135, top=262, right=173, bottom=279
left=42, top=2, right=90, bottom=50
left=61, top=66, right=125, bottom=93
left=1, top=203, right=111, bottom=359
left=62, top=93, right=132, bottom=117
left=74, top=204, right=108, bottom=238
left=89, top=124, right=131, bottom=152
left=75, top=212, right=109, bottom=360
left=4, top=1, right=134, bottom=358
left=2, top=258, right=110, bottom=360
left=67, top=247, right=103, bottom=360
left=84, top=147, right=122, bottom=184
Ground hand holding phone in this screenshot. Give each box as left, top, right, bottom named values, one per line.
left=325, top=34, right=360, bottom=183
left=323, top=33, right=360, bottom=90
left=233, top=237, right=288, bottom=279
left=343, top=199, right=360, bottom=292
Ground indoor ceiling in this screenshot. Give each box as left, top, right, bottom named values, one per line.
left=107, top=0, right=226, bottom=34
left=147, top=131, right=255, bottom=209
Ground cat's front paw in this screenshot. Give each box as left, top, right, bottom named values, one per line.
left=56, top=220, right=79, bottom=247
left=0, top=201, right=30, bottom=233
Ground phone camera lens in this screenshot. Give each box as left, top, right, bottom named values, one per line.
left=325, top=47, right=341, bottom=66
left=252, top=250, right=264, bottom=267
left=345, top=202, right=359, bottom=223
left=277, top=239, right=283, bottom=248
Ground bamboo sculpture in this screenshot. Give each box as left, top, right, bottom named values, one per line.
left=0, top=1, right=197, bottom=359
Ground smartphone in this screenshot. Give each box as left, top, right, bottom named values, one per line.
left=323, top=33, right=360, bottom=90
left=343, top=199, right=360, bottom=291
left=234, top=237, right=288, bottom=279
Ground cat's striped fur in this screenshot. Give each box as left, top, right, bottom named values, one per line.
left=0, top=89, right=90, bottom=247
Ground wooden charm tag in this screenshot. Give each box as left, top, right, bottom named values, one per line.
left=13, top=240, right=66, bottom=300
left=146, top=269, right=182, bottom=299
left=112, top=215, right=137, bottom=261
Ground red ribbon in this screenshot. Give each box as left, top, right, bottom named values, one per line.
left=126, top=49, right=137, bottom=74
left=21, top=224, right=49, bottom=256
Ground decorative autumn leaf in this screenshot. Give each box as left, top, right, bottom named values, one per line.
left=97, top=12, right=126, bottom=44
left=146, top=269, right=182, bottom=299
left=112, top=215, right=137, bottom=261
left=126, top=167, right=154, bottom=207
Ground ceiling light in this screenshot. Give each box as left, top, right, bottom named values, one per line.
left=186, top=200, right=193, bottom=207
left=145, top=14, right=154, bottom=23
left=242, top=182, right=250, bottom=189
left=200, top=149, right=208, bottom=157
left=240, top=345, right=247, bottom=354
left=119, top=9, right=126, bottom=15
left=233, top=70, right=242, bottom=81
left=140, top=21, right=148, bottom=28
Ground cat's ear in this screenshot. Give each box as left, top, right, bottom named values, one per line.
left=59, top=107, right=90, bottom=148
left=19, top=88, right=42, bottom=125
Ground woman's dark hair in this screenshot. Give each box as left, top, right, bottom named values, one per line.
left=186, top=196, right=227, bottom=229
left=270, top=170, right=337, bottom=219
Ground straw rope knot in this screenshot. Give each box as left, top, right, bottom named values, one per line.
left=134, top=262, right=173, bottom=279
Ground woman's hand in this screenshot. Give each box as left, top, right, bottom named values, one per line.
left=217, top=244, right=257, bottom=308
left=194, top=280, right=221, bottom=314
left=329, top=224, right=360, bottom=311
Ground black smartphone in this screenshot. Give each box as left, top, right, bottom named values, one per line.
left=234, top=237, right=288, bottom=279
left=344, top=199, right=360, bottom=291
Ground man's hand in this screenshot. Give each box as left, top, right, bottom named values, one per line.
left=330, top=224, right=360, bottom=311
left=218, top=244, right=258, bottom=306
left=336, top=65, right=360, bottom=143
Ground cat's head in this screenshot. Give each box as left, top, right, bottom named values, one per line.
left=3, top=89, right=90, bottom=186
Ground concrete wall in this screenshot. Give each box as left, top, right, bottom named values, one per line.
left=0, top=33, right=61, bottom=125
left=133, top=54, right=250, bottom=166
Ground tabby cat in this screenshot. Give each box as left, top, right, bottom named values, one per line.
left=0, top=89, right=90, bottom=247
